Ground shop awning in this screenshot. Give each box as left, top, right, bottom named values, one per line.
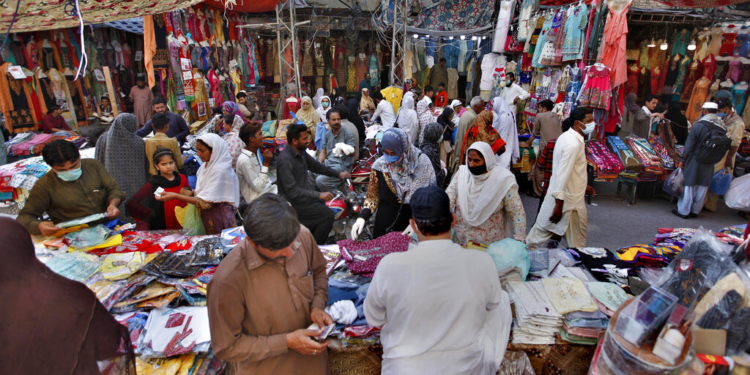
left=202, top=0, right=281, bottom=13
left=0, top=0, right=204, bottom=32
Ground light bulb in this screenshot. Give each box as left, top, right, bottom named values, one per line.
left=413, top=34, right=418, bottom=39
left=482, top=36, right=487, bottom=40
left=460, top=35, right=466, bottom=40
left=687, top=41, right=696, bottom=51
left=449, top=36, right=454, bottom=40
left=647, top=38, right=656, bottom=48
left=471, top=36, right=478, bottom=41
left=660, top=42, right=668, bottom=50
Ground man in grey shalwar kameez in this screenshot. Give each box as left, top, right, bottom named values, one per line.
left=673, top=101, right=728, bottom=219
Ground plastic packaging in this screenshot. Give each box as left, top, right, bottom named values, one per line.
left=191, top=237, right=224, bottom=266
left=528, top=249, right=549, bottom=272
left=65, top=225, right=111, bottom=249
left=663, top=168, right=684, bottom=197
left=725, top=173, right=750, bottom=210
left=487, top=239, right=530, bottom=280
left=710, top=168, right=732, bottom=195
left=101, top=252, right=146, bottom=280
left=612, top=286, right=678, bottom=347
left=56, top=212, right=107, bottom=228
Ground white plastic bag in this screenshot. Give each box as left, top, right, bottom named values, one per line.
left=725, top=173, right=750, bottom=210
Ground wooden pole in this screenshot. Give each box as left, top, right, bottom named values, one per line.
left=102, top=67, right=119, bottom=118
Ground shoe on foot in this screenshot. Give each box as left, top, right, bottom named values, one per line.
left=689, top=213, right=698, bottom=218
left=672, top=210, right=689, bottom=219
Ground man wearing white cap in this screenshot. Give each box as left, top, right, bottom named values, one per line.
left=673, top=101, right=730, bottom=219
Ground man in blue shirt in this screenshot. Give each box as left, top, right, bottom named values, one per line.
left=135, top=97, right=189, bottom=145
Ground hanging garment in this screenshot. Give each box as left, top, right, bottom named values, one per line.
left=735, top=33, right=750, bottom=58
left=578, top=64, right=612, bottom=110
left=0, top=63, right=36, bottom=133
left=662, top=55, right=682, bottom=99
left=720, top=32, right=738, bottom=57
left=681, top=59, right=704, bottom=103
left=727, top=59, right=742, bottom=83
left=672, top=55, right=692, bottom=102
left=492, top=0, right=514, bottom=53
left=64, top=70, right=87, bottom=130
left=625, top=63, right=639, bottom=95
left=517, top=0, right=537, bottom=42
left=672, top=29, right=690, bottom=57
left=686, top=77, right=711, bottom=122
left=707, top=27, right=724, bottom=57
left=447, top=68, right=459, bottom=100
left=732, top=83, right=748, bottom=114
left=702, top=54, right=718, bottom=80
left=347, top=54, right=358, bottom=92
left=600, top=3, right=629, bottom=88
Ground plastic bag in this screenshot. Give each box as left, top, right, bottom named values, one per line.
left=663, top=168, right=684, bottom=197
left=486, top=239, right=531, bottom=280
left=179, top=204, right=205, bottom=236
left=65, top=225, right=111, bottom=249
left=725, top=173, right=750, bottom=210
left=710, top=168, right=732, bottom=195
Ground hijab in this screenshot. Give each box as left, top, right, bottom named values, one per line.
left=437, top=107, right=455, bottom=128
left=312, top=88, right=324, bottom=109
left=347, top=98, right=366, bottom=142
left=296, top=96, right=320, bottom=130
left=330, top=87, right=341, bottom=104
left=0, top=217, right=136, bottom=375
left=397, top=94, right=420, bottom=143
left=222, top=101, right=241, bottom=116
left=665, top=100, right=689, bottom=145
left=196, top=133, right=240, bottom=207
left=492, top=97, right=519, bottom=168
left=223, top=112, right=245, bottom=169
left=457, top=142, right=518, bottom=226
left=417, top=98, right=436, bottom=144
left=372, top=128, right=436, bottom=203
left=420, top=122, right=446, bottom=187
left=95, top=113, right=147, bottom=216
left=316, top=96, right=331, bottom=123
left=624, top=93, right=640, bottom=114
left=360, top=88, right=376, bottom=114
left=358, top=78, right=372, bottom=101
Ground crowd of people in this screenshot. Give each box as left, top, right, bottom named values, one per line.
left=6, top=71, right=749, bottom=375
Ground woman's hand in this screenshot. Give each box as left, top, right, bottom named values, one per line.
left=155, top=192, right=178, bottom=202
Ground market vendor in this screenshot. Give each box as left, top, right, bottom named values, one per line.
left=364, top=186, right=511, bottom=374
left=40, top=105, right=73, bottom=134
left=351, top=128, right=436, bottom=240
left=316, top=109, right=356, bottom=193
left=208, top=194, right=333, bottom=375
left=17, top=140, right=125, bottom=236
left=370, top=91, right=396, bottom=129
left=135, top=96, right=190, bottom=145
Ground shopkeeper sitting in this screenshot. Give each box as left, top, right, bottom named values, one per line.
left=316, top=109, right=356, bottom=193
left=17, top=140, right=125, bottom=236
left=41, top=105, right=73, bottom=134
left=135, top=96, right=190, bottom=145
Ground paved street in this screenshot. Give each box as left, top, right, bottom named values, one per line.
left=521, top=180, right=745, bottom=249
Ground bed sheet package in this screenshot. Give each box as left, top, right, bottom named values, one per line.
left=139, top=306, right=212, bottom=358
left=42, top=251, right=102, bottom=282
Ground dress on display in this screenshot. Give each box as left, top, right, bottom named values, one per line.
left=702, top=54, right=718, bottom=80
left=720, top=31, right=738, bottom=57
left=625, top=64, right=640, bottom=95
left=600, top=2, right=629, bottom=88
left=735, top=32, right=750, bottom=57
left=727, top=59, right=742, bottom=83
left=578, top=64, right=612, bottom=110
left=731, top=83, right=748, bottom=114
left=492, top=0, right=514, bottom=53
left=707, top=27, right=724, bottom=57
left=671, top=29, right=690, bottom=57
left=562, top=4, right=588, bottom=62
left=686, top=77, right=711, bottom=122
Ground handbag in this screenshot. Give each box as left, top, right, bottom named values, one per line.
left=337, top=232, right=410, bottom=277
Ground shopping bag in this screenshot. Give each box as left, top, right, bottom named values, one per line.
left=710, top=168, right=732, bottom=195
left=337, top=232, right=410, bottom=277
left=178, top=204, right=206, bottom=236
left=725, top=173, right=750, bottom=210
left=662, top=168, right=684, bottom=197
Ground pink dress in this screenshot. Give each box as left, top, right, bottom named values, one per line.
left=578, top=64, right=612, bottom=110
left=601, top=3, right=629, bottom=88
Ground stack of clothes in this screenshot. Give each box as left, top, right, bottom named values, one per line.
left=506, top=280, right=563, bottom=345
left=606, top=136, right=643, bottom=172
left=586, top=140, right=623, bottom=179
left=626, top=137, right=666, bottom=175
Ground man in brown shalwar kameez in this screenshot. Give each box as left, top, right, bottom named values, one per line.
left=208, top=194, right=333, bottom=375
left=129, top=75, right=154, bottom=127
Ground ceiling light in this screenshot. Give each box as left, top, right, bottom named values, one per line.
left=660, top=41, right=668, bottom=50
left=460, top=35, right=466, bottom=40
left=647, top=38, right=656, bottom=48
left=471, top=36, right=478, bottom=41
left=449, top=36, right=453, bottom=40
left=482, top=36, right=487, bottom=40
left=687, top=40, right=696, bottom=51
left=413, top=34, right=418, bottom=38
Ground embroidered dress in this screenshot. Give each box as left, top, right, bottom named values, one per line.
left=720, top=32, right=738, bottom=57
left=600, top=2, right=629, bottom=88
left=449, top=186, right=527, bottom=244
left=562, top=4, right=588, bottom=62
left=686, top=77, right=711, bottom=123
left=732, top=83, right=748, bottom=114
left=680, top=60, right=703, bottom=103
left=578, top=65, right=611, bottom=110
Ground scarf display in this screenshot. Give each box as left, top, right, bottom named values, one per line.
left=372, top=128, right=435, bottom=203
left=626, top=137, right=665, bottom=175
left=606, top=136, right=643, bottom=172
left=195, top=133, right=240, bottom=207
left=586, top=140, right=623, bottom=178
left=456, top=142, right=517, bottom=227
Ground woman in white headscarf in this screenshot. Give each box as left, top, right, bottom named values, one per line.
left=416, top=98, right=437, bottom=145
left=157, top=133, right=239, bottom=234
left=492, top=97, right=519, bottom=170
left=396, top=94, right=420, bottom=143
left=446, top=141, right=526, bottom=244
left=316, top=96, right=331, bottom=124
left=312, top=88, right=325, bottom=109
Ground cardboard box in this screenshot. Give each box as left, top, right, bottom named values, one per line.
left=693, top=328, right=726, bottom=356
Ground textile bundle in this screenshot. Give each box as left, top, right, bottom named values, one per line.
left=606, top=136, right=643, bottom=172
left=626, top=137, right=666, bottom=175
left=586, top=140, right=623, bottom=179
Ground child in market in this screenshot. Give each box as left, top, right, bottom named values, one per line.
left=126, top=148, right=190, bottom=230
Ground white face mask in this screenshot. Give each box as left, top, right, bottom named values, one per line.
left=582, top=121, right=596, bottom=135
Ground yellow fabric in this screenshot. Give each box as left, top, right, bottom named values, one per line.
left=71, top=234, right=123, bottom=252
left=381, top=86, right=404, bottom=114
left=136, top=356, right=185, bottom=375
left=295, top=96, right=320, bottom=133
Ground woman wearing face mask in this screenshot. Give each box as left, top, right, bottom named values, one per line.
left=436, top=107, right=455, bottom=169
left=313, top=88, right=325, bottom=109
left=316, top=96, right=331, bottom=124
left=446, top=141, right=526, bottom=244
left=419, top=122, right=446, bottom=187
left=350, top=128, right=436, bottom=239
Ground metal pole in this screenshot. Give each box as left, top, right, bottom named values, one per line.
left=289, top=0, right=302, bottom=98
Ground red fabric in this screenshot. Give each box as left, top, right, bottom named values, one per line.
left=283, top=95, right=301, bottom=120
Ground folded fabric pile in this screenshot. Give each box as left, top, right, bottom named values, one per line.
left=4, top=132, right=35, bottom=156
left=506, top=281, right=562, bottom=345
left=654, top=227, right=746, bottom=249
left=649, top=138, right=676, bottom=169
left=138, top=306, right=212, bottom=358
left=586, top=140, right=623, bottom=179
left=612, top=244, right=675, bottom=267
left=606, top=136, right=643, bottom=172
left=627, top=137, right=666, bottom=175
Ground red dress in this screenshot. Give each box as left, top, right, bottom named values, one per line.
left=720, top=33, right=737, bottom=57
left=625, top=64, right=639, bottom=95
left=126, top=174, right=189, bottom=230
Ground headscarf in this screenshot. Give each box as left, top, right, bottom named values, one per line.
left=347, top=98, right=366, bottom=143
left=417, top=98, right=436, bottom=144
left=312, top=88, right=324, bottom=109
left=492, top=97, right=519, bottom=169
left=330, top=87, right=341, bottom=105
left=95, top=113, right=146, bottom=216
left=0, top=217, right=136, bottom=375
left=624, top=93, right=640, bottom=114
left=223, top=113, right=245, bottom=169
left=296, top=96, right=320, bottom=131
left=358, top=78, right=372, bottom=101
left=196, top=133, right=240, bottom=207
left=222, top=101, right=241, bottom=116
left=397, top=94, right=420, bottom=143
left=456, top=142, right=517, bottom=226
left=449, top=99, right=463, bottom=112
left=419, top=122, right=446, bottom=186
left=316, top=96, right=331, bottom=123
left=360, top=88, right=376, bottom=114
left=372, top=128, right=436, bottom=203
left=665, top=100, right=689, bottom=145
left=460, top=110, right=505, bottom=162
left=437, top=107, right=455, bottom=128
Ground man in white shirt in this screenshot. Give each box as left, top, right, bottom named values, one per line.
left=370, top=91, right=396, bottom=129
left=527, top=107, right=596, bottom=249
left=500, top=72, right=530, bottom=115
left=365, top=186, right=512, bottom=375
left=236, top=122, right=277, bottom=204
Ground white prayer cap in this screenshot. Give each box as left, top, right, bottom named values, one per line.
left=702, top=102, right=718, bottom=109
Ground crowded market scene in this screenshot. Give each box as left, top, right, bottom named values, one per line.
left=2, top=0, right=750, bottom=373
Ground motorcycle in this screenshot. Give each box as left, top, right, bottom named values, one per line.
left=326, top=179, right=372, bottom=242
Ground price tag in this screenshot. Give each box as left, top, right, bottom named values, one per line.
left=134, top=51, right=143, bottom=61
left=208, top=98, right=215, bottom=107
left=94, top=69, right=105, bottom=82
left=8, top=66, right=26, bottom=79
left=182, top=71, right=193, bottom=81
left=229, top=59, right=238, bottom=68
left=180, top=58, right=192, bottom=71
